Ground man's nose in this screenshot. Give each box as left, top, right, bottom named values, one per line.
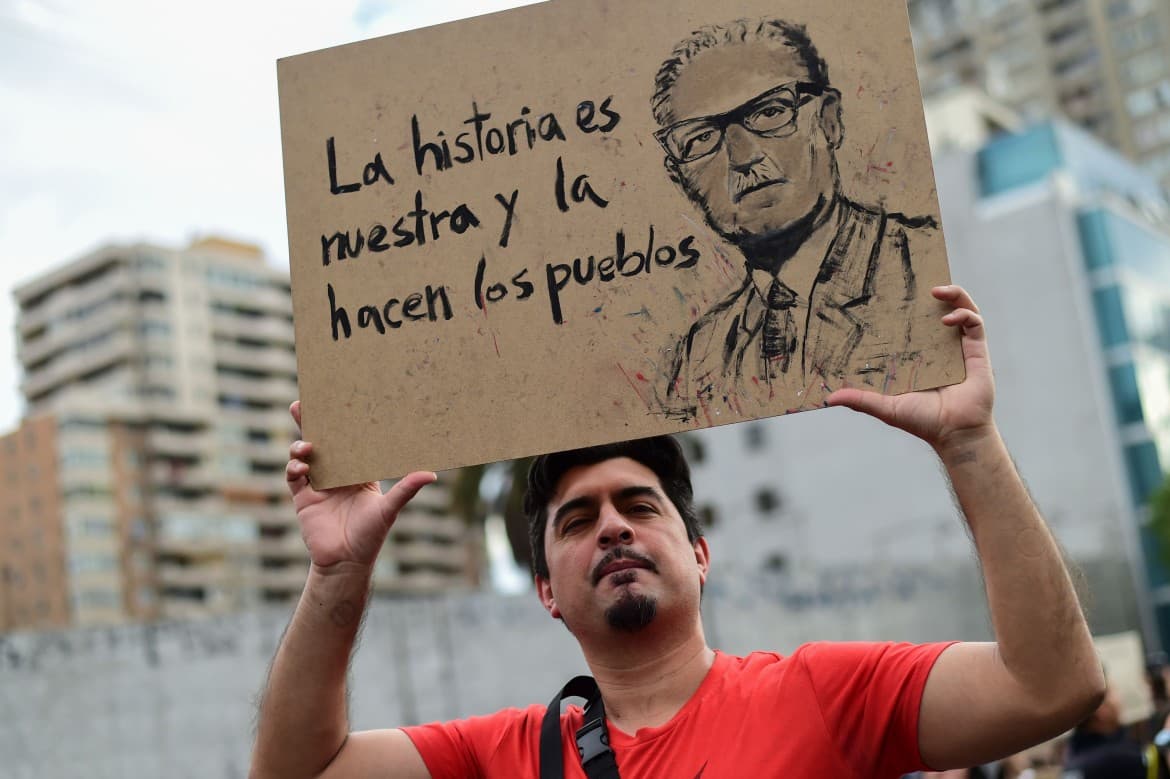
left=596, top=506, right=635, bottom=548
left=724, top=123, right=764, bottom=171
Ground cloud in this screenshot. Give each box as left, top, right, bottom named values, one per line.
left=0, top=0, right=540, bottom=431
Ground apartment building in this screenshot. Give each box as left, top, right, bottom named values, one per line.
left=9, top=237, right=479, bottom=628
left=909, top=0, right=1170, bottom=187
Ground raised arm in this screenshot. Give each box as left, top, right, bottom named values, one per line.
left=828, top=286, right=1105, bottom=769
left=249, top=401, right=435, bottom=779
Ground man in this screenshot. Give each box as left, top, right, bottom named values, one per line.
left=251, top=285, right=1105, bottom=778
left=651, top=18, right=940, bottom=421
left=1062, top=688, right=1151, bottom=779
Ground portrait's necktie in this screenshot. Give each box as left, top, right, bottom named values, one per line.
left=761, top=277, right=799, bottom=374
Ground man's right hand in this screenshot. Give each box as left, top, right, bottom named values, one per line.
left=286, top=400, right=436, bottom=570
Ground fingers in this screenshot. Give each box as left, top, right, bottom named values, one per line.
left=826, top=387, right=898, bottom=426
left=932, top=284, right=979, bottom=314
left=942, top=307, right=985, bottom=339
left=381, top=471, right=439, bottom=519
left=286, top=439, right=313, bottom=496
left=290, top=400, right=302, bottom=429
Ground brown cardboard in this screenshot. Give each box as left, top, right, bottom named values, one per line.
left=1095, top=631, right=1154, bottom=726
left=278, top=0, right=964, bottom=487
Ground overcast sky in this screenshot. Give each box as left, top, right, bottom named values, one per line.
left=0, top=0, right=537, bottom=432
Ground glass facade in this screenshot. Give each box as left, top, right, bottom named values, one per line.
left=980, top=121, right=1170, bottom=645
left=1076, top=207, right=1170, bottom=489
left=977, top=124, right=1062, bottom=195
left=979, top=122, right=1164, bottom=201
left=1109, top=362, right=1145, bottom=425
left=1092, top=285, right=1131, bottom=347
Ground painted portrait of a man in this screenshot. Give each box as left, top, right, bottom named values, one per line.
left=652, top=18, right=938, bottom=421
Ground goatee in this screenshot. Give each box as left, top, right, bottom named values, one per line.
left=605, top=590, right=657, bottom=632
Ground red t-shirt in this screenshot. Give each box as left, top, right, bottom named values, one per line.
left=404, top=641, right=953, bottom=778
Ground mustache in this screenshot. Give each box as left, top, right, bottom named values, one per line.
left=728, top=153, right=788, bottom=203
left=592, top=547, right=658, bottom=586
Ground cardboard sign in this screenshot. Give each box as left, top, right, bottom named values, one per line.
left=1095, top=631, right=1154, bottom=725
left=278, top=0, right=964, bottom=486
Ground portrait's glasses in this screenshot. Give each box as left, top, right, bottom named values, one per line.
left=655, top=81, right=825, bottom=164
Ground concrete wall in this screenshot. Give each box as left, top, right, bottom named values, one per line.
left=0, top=558, right=1138, bottom=778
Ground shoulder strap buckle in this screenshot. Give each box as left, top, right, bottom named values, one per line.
left=540, top=675, right=621, bottom=779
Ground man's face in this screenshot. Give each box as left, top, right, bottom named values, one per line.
left=660, top=39, right=842, bottom=244
left=535, top=457, right=709, bottom=637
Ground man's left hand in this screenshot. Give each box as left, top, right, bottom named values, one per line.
left=827, top=285, right=994, bottom=453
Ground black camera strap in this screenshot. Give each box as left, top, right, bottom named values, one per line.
left=540, top=675, right=621, bottom=779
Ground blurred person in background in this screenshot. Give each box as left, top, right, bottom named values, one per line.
left=1062, top=687, right=1154, bottom=779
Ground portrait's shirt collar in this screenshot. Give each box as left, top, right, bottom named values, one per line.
left=744, top=197, right=844, bottom=318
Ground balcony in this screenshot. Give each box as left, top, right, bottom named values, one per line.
left=216, top=374, right=299, bottom=404
left=252, top=537, right=310, bottom=560
left=153, top=536, right=229, bottom=558
left=1041, top=0, right=1088, bottom=35
left=19, top=311, right=131, bottom=367
left=392, top=511, right=465, bottom=541
left=218, top=406, right=296, bottom=430
left=148, top=462, right=219, bottom=491
left=239, top=441, right=289, bottom=466
left=156, top=562, right=228, bottom=589
left=211, top=312, right=294, bottom=345
left=220, top=473, right=288, bottom=499
left=255, top=567, right=312, bottom=592
left=147, top=429, right=212, bottom=457
left=151, top=495, right=228, bottom=517
left=391, top=541, right=470, bottom=571
left=214, top=342, right=297, bottom=374
left=373, top=569, right=473, bottom=594
left=244, top=503, right=298, bottom=527
left=18, top=266, right=132, bottom=335
left=20, top=331, right=137, bottom=399
left=210, top=283, right=292, bottom=316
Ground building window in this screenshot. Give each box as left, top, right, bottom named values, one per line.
left=699, top=505, right=719, bottom=529
left=755, top=488, right=782, bottom=515
left=1124, top=440, right=1163, bottom=506
left=680, top=435, right=706, bottom=465
left=745, top=423, right=766, bottom=450
left=1122, top=53, right=1167, bottom=88
left=1092, top=285, right=1131, bottom=347
left=1113, top=23, right=1160, bottom=56
left=762, top=552, right=788, bottom=573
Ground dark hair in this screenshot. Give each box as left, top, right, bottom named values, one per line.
left=524, top=436, right=702, bottom=579
left=651, top=18, right=831, bottom=126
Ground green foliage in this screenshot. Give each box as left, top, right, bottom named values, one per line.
left=448, top=458, right=534, bottom=570
left=1149, top=473, right=1170, bottom=570
left=449, top=463, right=486, bottom=525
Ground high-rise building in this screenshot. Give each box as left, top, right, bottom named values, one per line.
left=0, top=416, right=71, bottom=630
left=689, top=118, right=1168, bottom=647
left=9, top=237, right=479, bottom=628
left=909, top=0, right=1170, bottom=188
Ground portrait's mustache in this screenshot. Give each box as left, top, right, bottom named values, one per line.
left=729, top=154, right=788, bottom=203
left=592, top=547, right=658, bottom=585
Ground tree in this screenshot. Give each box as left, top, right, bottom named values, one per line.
left=450, top=457, right=534, bottom=573
left=1149, top=472, right=1170, bottom=571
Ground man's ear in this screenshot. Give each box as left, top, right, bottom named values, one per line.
left=694, top=536, right=711, bottom=587
left=535, top=574, right=562, bottom=620
left=818, top=89, right=844, bottom=150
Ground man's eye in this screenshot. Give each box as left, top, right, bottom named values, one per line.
left=630, top=503, right=657, bottom=514
left=562, top=518, right=586, bottom=534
